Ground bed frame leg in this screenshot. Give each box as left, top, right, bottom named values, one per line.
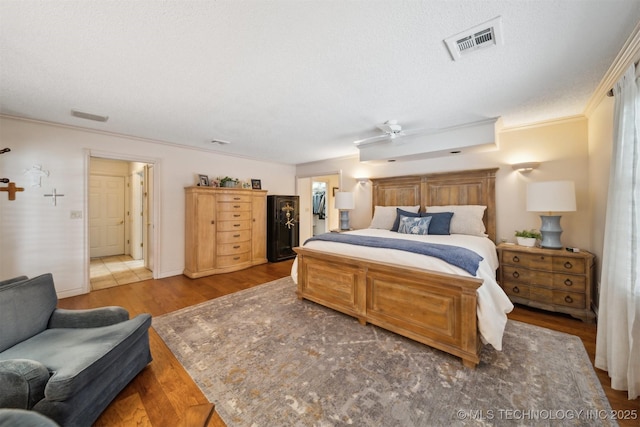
left=462, top=359, right=478, bottom=369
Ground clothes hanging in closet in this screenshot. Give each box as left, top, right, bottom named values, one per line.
left=313, top=191, right=326, bottom=219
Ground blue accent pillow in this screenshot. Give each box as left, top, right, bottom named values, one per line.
left=421, top=212, right=454, bottom=235
left=390, top=208, right=421, bottom=232
left=398, top=216, right=432, bottom=235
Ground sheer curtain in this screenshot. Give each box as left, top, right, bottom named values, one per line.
left=595, top=63, right=640, bottom=400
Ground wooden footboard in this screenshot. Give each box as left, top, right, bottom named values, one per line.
left=294, top=247, right=483, bottom=368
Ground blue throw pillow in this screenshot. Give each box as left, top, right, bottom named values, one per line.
left=398, top=216, right=432, bottom=235
left=421, top=212, right=454, bottom=235
left=390, top=208, right=421, bottom=232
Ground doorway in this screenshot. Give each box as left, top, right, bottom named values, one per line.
left=296, top=173, right=340, bottom=243
left=89, top=157, right=154, bottom=290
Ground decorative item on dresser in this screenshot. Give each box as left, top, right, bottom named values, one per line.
left=497, top=243, right=595, bottom=322
left=267, top=195, right=299, bottom=262
left=184, top=186, right=267, bottom=278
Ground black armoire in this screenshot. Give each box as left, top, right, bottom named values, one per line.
left=267, top=195, right=300, bottom=262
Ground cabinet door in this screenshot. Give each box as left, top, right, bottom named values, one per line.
left=196, top=193, right=216, bottom=271
left=252, top=192, right=267, bottom=262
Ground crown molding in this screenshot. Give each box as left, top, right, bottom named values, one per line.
left=584, top=20, right=640, bottom=117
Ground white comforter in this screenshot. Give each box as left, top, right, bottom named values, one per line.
left=291, top=229, right=514, bottom=350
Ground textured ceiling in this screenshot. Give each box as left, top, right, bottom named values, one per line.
left=1, top=1, right=639, bottom=165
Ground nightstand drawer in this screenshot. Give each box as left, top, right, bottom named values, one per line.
left=553, top=257, right=586, bottom=274
left=552, top=274, right=586, bottom=292
left=501, top=250, right=552, bottom=270
left=502, top=266, right=530, bottom=283
left=553, top=292, right=586, bottom=309
left=503, top=282, right=530, bottom=299
left=530, top=287, right=553, bottom=304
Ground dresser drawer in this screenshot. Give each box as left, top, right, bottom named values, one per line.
left=529, top=287, right=553, bottom=304
left=503, top=282, right=530, bottom=299
left=552, top=257, right=586, bottom=274
left=502, top=265, right=530, bottom=283
left=217, top=210, right=251, bottom=221
left=217, top=251, right=251, bottom=268
left=217, top=230, right=251, bottom=243
left=217, top=201, right=251, bottom=212
left=217, top=194, right=252, bottom=203
left=501, top=250, right=552, bottom=270
left=217, top=241, right=252, bottom=256
left=552, top=274, right=586, bottom=292
left=217, top=220, right=251, bottom=232
left=553, top=291, right=586, bottom=309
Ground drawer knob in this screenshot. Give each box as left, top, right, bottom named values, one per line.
left=233, top=224, right=241, bottom=227
left=564, top=278, right=573, bottom=286
left=234, top=205, right=241, bottom=208
left=234, top=214, right=241, bottom=217
left=564, top=295, right=573, bottom=304
left=233, top=197, right=241, bottom=200
left=211, top=220, right=215, bottom=224
left=512, top=271, right=520, bottom=279
left=512, top=255, right=520, bottom=263
left=233, top=245, right=240, bottom=249
left=233, top=256, right=240, bottom=260
left=512, top=286, right=520, bottom=294
left=564, top=261, right=573, bottom=269
left=233, top=234, right=240, bottom=238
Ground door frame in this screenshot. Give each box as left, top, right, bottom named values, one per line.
left=84, top=149, right=161, bottom=292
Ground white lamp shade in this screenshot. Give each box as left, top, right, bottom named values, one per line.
left=526, top=181, right=576, bottom=212
left=334, top=192, right=355, bottom=210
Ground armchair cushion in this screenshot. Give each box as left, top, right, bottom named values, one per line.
left=0, top=274, right=57, bottom=353
left=48, top=307, right=129, bottom=329
left=0, top=359, right=49, bottom=409
left=0, top=314, right=152, bottom=402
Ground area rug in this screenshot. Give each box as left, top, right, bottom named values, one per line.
left=153, top=277, right=616, bottom=427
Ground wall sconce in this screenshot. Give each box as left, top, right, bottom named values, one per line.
left=356, top=177, right=370, bottom=185
left=512, top=162, right=540, bottom=173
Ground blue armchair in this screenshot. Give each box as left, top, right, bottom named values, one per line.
left=0, top=273, right=152, bottom=426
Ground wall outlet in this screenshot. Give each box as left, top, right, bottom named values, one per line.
left=70, top=210, right=83, bottom=219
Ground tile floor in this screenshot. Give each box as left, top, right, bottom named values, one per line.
left=90, top=255, right=153, bottom=290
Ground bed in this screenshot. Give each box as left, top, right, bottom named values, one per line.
left=292, top=168, right=513, bottom=368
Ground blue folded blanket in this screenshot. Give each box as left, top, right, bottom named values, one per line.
left=305, top=233, right=483, bottom=275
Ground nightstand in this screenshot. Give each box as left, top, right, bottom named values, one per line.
left=496, top=243, right=596, bottom=322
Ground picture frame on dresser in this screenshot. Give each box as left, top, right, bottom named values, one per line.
left=197, top=174, right=209, bottom=187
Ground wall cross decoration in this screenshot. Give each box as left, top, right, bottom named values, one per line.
left=44, top=188, right=65, bottom=206
left=0, top=182, right=25, bottom=200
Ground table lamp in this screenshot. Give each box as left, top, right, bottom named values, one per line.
left=335, top=191, right=354, bottom=231
left=526, top=181, right=576, bottom=249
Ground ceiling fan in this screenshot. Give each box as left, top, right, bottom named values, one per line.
left=353, top=120, right=426, bottom=147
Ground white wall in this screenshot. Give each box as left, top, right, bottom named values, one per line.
left=296, top=117, right=592, bottom=251
left=0, top=116, right=296, bottom=297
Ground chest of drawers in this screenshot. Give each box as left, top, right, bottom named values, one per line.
left=497, top=243, right=595, bottom=322
left=184, top=187, right=267, bottom=278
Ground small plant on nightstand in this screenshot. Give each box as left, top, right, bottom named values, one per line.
left=515, top=229, right=541, bottom=247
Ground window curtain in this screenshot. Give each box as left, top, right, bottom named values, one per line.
left=595, top=63, right=640, bottom=400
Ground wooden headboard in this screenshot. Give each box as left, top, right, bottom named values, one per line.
left=370, top=168, right=498, bottom=242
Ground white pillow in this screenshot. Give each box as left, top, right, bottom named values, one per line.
left=369, top=205, right=420, bottom=229
left=426, top=205, right=487, bottom=236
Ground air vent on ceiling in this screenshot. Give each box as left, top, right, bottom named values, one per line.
left=444, top=16, right=503, bottom=61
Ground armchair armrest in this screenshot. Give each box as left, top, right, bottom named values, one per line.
left=48, top=307, right=130, bottom=329
left=0, top=359, right=49, bottom=409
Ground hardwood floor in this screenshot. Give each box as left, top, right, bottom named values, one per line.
left=58, top=260, right=639, bottom=426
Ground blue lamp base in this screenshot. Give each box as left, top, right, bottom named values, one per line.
left=539, top=215, right=564, bottom=249
left=339, top=210, right=351, bottom=231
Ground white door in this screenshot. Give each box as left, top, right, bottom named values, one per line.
left=144, top=164, right=154, bottom=272
left=90, top=175, right=125, bottom=257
